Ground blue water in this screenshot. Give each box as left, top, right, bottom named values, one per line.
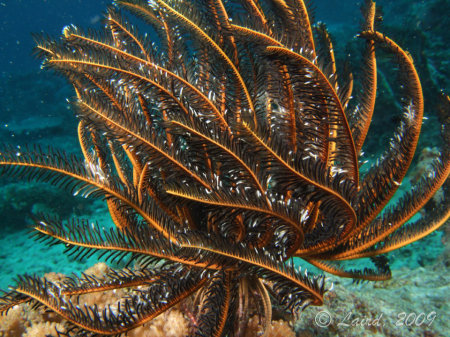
left=0, top=0, right=109, bottom=74
left=0, top=0, right=361, bottom=74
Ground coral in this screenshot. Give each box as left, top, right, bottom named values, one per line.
left=244, top=315, right=295, bottom=337
left=0, top=299, right=190, bottom=337
left=410, top=147, right=442, bottom=185
left=0, top=301, right=64, bottom=337
left=82, top=262, right=109, bottom=278
left=1, top=260, right=448, bottom=337
left=263, top=320, right=296, bottom=337
left=127, top=310, right=189, bottom=337
left=0, top=263, right=191, bottom=337
left=0, top=305, right=26, bottom=337
left=23, top=322, right=66, bottom=337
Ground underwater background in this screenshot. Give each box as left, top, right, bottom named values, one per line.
left=0, top=0, right=448, bottom=336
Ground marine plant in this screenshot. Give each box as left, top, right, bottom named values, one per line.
left=0, top=0, right=449, bottom=336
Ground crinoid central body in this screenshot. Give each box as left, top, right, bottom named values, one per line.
left=0, top=0, right=449, bottom=336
